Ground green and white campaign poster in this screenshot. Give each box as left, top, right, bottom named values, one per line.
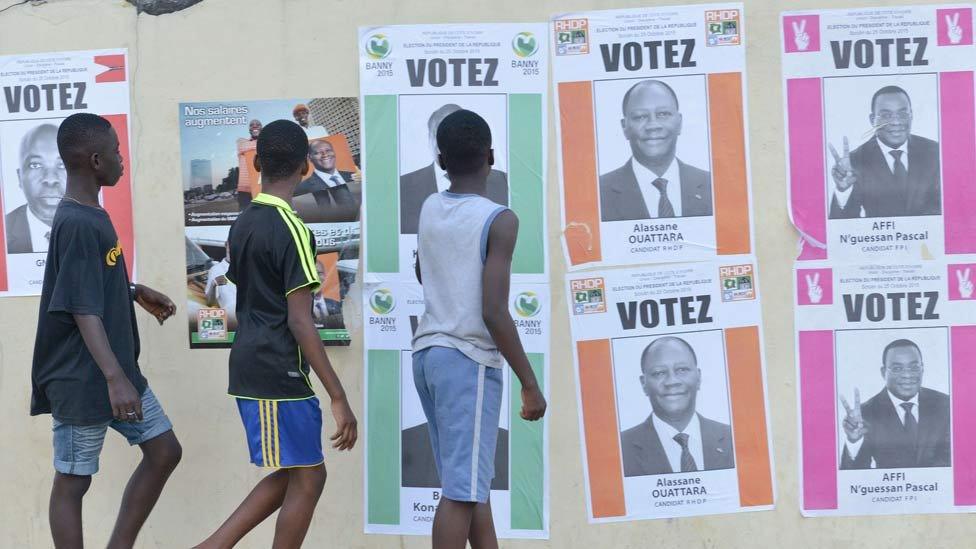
left=358, top=23, right=548, bottom=284
left=362, top=281, right=550, bottom=538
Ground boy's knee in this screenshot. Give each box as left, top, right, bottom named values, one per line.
left=290, top=464, right=327, bottom=495
left=53, top=472, right=92, bottom=499
left=145, top=433, right=182, bottom=471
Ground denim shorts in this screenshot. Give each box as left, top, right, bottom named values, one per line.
left=413, top=346, right=503, bottom=503
left=52, top=387, right=173, bottom=476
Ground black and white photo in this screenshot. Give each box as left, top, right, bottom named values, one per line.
left=595, top=76, right=713, bottom=223
left=614, top=332, right=734, bottom=477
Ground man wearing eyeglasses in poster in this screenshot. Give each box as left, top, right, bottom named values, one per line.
left=839, top=338, right=950, bottom=470
left=828, top=85, right=941, bottom=219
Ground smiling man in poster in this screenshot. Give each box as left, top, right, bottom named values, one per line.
left=828, top=85, right=941, bottom=219
left=620, top=336, right=733, bottom=477
left=840, top=338, right=950, bottom=470
left=599, top=79, right=713, bottom=222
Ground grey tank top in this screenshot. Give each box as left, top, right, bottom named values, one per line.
left=412, top=191, right=507, bottom=368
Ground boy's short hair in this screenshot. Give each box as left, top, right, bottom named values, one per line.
left=256, top=120, right=309, bottom=180
left=435, top=110, right=491, bottom=177
left=57, top=113, right=113, bottom=170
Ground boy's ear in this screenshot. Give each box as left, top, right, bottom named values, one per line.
left=300, top=159, right=310, bottom=177
left=488, top=148, right=495, bottom=167
left=253, top=155, right=262, bottom=174
left=437, top=152, right=447, bottom=171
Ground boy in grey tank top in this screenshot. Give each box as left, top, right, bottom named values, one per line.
left=412, top=110, right=546, bottom=549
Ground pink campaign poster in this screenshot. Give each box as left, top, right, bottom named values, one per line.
left=780, top=5, right=976, bottom=262
left=794, top=261, right=976, bottom=516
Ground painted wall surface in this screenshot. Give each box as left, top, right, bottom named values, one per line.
left=0, top=0, right=967, bottom=547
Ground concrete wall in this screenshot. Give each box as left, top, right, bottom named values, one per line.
left=0, top=0, right=966, bottom=547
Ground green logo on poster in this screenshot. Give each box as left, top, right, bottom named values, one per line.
left=512, top=32, right=539, bottom=58
left=369, top=288, right=395, bottom=315
left=514, top=291, right=541, bottom=318
left=365, top=33, right=391, bottom=60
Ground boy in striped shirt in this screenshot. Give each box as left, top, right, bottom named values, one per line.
left=195, top=120, right=357, bottom=548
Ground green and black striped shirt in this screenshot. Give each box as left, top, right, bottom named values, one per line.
left=227, top=193, right=321, bottom=400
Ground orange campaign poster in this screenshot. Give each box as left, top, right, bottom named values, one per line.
left=551, top=3, right=754, bottom=270
left=566, top=260, right=774, bottom=522
left=179, top=97, right=361, bottom=348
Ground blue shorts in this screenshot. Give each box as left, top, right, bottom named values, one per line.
left=237, top=397, right=323, bottom=468
left=52, top=387, right=173, bottom=476
left=413, top=346, right=503, bottom=503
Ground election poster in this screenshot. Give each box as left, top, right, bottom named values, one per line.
left=0, top=48, right=134, bottom=297
left=782, top=5, right=976, bottom=261
left=565, top=260, right=773, bottom=522
left=179, top=98, right=360, bottom=348
left=552, top=3, right=754, bottom=270
left=358, top=23, right=548, bottom=284
left=795, top=261, right=976, bottom=516
left=362, top=281, right=549, bottom=538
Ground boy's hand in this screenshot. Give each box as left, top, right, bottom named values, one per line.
left=107, top=375, right=142, bottom=422
left=520, top=384, right=547, bottom=421
left=329, top=397, right=358, bottom=451
left=135, top=284, right=176, bottom=325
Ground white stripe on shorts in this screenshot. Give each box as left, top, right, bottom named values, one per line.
left=470, top=364, right=486, bottom=501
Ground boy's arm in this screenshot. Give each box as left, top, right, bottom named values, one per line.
left=482, top=210, right=546, bottom=421
left=286, top=290, right=358, bottom=450
left=134, top=284, right=176, bottom=325
left=74, top=314, right=143, bottom=421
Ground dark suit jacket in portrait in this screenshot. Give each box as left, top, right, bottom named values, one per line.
left=829, top=135, right=941, bottom=219
left=620, top=413, right=734, bottom=477
left=399, top=164, right=509, bottom=234
left=294, top=170, right=360, bottom=223
left=401, top=423, right=509, bottom=490
left=5, top=204, right=33, bottom=254
left=599, top=159, right=713, bottom=222
left=840, top=387, right=950, bottom=470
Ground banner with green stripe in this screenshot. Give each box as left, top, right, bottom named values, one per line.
left=362, top=281, right=550, bottom=538
left=359, top=23, right=548, bottom=285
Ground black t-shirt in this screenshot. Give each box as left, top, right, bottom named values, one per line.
left=30, top=200, right=145, bottom=425
left=227, top=193, right=321, bottom=400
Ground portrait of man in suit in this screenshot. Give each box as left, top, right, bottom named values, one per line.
left=840, top=338, right=950, bottom=470
left=599, top=79, right=713, bottom=222
left=400, top=315, right=509, bottom=489
left=620, top=336, right=734, bottom=477
left=828, top=85, right=941, bottom=219
left=294, top=140, right=360, bottom=223
left=5, top=123, right=65, bottom=254
left=399, top=103, right=508, bottom=234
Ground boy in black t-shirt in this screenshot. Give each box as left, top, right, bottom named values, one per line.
left=195, top=120, right=357, bottom=549
left=31, top=113, right=182, bottom=548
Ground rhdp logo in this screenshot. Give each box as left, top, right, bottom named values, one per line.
left=105, top=241, right=123, bottom=267
left=514, top=291, right=541, bottom=318
left=365, top=33, right=391, bottom=60
left=513, top=32, right=539, bottom=58
left=370, top=288, right=395, bottom=315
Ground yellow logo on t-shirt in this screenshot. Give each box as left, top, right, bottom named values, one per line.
left=105, top=241, right=123, bottom=267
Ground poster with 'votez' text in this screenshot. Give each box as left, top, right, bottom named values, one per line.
left=566, top=260, right=773, bottom=522
left=782, top=5, right=976, bottom=261
left=358, top=23, right=548, bottom=284
left=795, top=261, right=976, bottom=516
left=553, top=3, right=754, bottom=270
left=0, top=49, right=134, bottom=297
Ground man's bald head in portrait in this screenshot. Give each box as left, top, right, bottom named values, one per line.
left=18, top=123, right=66, bottom=225
left=639, top=336, right=701, bottom=425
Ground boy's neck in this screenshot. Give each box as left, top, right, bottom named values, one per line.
left=260, top=180, right=298, bottom=208
left=446, top=174, right=488, bottom=197
left=64, top=176, right=101, bottom=207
